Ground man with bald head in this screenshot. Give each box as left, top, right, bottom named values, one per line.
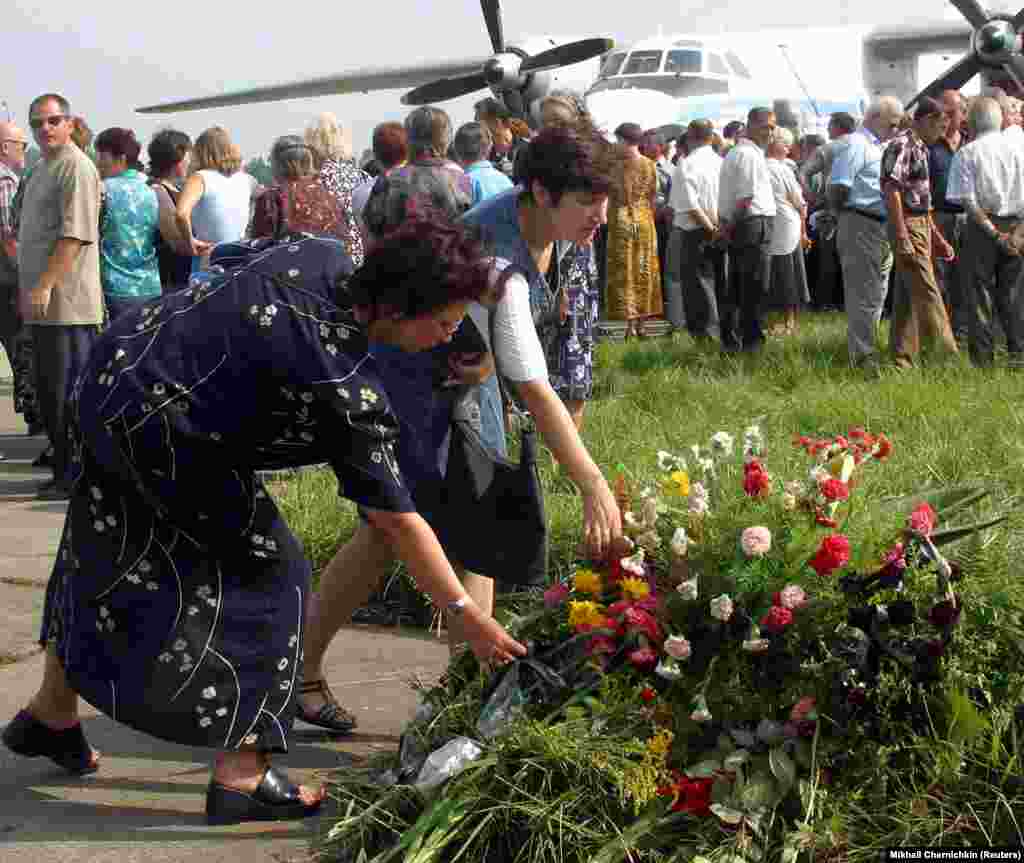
left=929, top=90, right=968, bottom=344
left=0, top=119, right=32, bottom=454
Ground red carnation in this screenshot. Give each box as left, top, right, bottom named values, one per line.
left=761, top=605, right=794, bottom=634
left=908, top=503, right=937, bottom=537
left=660, top=774, right=714, bottom=817
left=743, top=460, right=771, bottom=497
left=849, top=427, right=865, bottom=440
left=874, top=434, right=893, bottom=460
left=640, top=686, right=657, bottom=703
left=819, top=477, right=850, bottom=501
left=810, top=533, right=851, bottom=577
left=622, top=606, right=663, bottom=642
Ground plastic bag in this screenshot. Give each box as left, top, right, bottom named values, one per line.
left=414, top=737, right=484, bottom=790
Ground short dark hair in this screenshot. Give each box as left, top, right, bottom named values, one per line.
left=638, top=131, right=662, bottom=159
left=371, top=122, right=408, bottom=170
left=474, top=97, right=511, bottom=122
left=829, top=112, right=857, bottom=134
left=747, top=106, right=774, bottom=127
left=147, top=128, right=192, bottom=179
left=723, top=120, right=745, bottom=140
left=517, top=121, right=617, bottom=206
left=95, top=127, right=143, bottom=169
left=346, top=212, right=494, bottom=318
left=453, top=122, right=492, bottom=163
left=29, top=93, right=70, bottom=117
left=687, top=119, right=715, bottom=143
left=614, top=122, right=644, bottom=145
left=800, top=133, right=826, bottom=150
left=914, top=96, right=944, bottom=122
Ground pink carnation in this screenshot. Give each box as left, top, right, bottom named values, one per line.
left=777, top=584, right=808, bottom=610
left=740, top=526, right=772, bottom=558
left=908, top=503, right=937, bottom=536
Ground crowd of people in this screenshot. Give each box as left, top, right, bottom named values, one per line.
left=1, top=80, right=1023, bottom=825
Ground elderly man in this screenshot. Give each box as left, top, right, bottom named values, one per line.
left=880, top=97, right=958, bottom=369
left=800, top=112, right=856, bottom=310
left=453, top=122, right=513, bottom=206
left=947, top=96, right=1024, bottom=367
left=718, top=107, right=777, bottom=352
left=0, top=120, right=34, bottom=454
left=17, top=94, right=103, bottom=500
left=666, top=119, right=724, bottom=339
left=929, top=90, right=968, bottom=344
left=831, top=95, right=904, bottom=372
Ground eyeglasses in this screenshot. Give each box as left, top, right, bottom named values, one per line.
left=29, top=115, right=67, bottom=131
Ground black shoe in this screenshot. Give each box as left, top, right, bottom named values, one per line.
left=36, top=480, right=71, bottom=501
left=206, top=766, right=323, bottom=825
left=2, top=709, right=99, bottom=775
left=32, top=448, right=53, bottom=468
left=296, top=678, right=358, bottom=734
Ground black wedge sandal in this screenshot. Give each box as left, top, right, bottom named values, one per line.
left=206, top=765, right=323, bottom=825
left=2, top=709, right=99, bottom=775
left=296, top=679, right=357, bottom=735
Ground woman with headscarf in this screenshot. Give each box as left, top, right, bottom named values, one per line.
left=2, top=218, right=525, bottom=825
left=606, top=122, right=663, bottom=339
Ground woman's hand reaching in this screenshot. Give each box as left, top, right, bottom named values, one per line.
left=459, top=602, right=527, bottom=666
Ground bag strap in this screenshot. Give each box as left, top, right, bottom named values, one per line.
left=486, top=262, right=534, bottom=429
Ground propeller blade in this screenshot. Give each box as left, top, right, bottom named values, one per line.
left=1015, top=7, right=1024, bottom=29
left=520, top=37, right=616, bottom=73
left=481, top=0, right=504, bottom=53
left=904, top=53, right=981, bottom=108
left=1003, top=55, right=1024, bottom=90
left=949, top=0, right=992, bottom=29
left=401, top=72, right=490, bottom=106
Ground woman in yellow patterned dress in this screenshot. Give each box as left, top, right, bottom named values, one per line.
left=605, top=123, right=663, bottom=338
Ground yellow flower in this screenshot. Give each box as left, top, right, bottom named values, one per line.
left=567, top=600, right=606, bottom=629
left=620, top=576, right=650, bottom=601
left=662, top=469, right=690, bottom=499
left=573, top=569, right=603, bottom=596
left=645, top=728, right=674, bottom=763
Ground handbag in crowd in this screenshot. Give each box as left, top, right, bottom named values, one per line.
left=420, top=265, right=548, bottom=586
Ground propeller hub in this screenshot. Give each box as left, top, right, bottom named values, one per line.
left=483, top=53, right=524, bottom=89
left=975, top=18, right=1020, bottom=65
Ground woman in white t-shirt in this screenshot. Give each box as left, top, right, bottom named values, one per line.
left=175, top=126, right=257, bottom=271
left=765, top=128, right=810, bottom=336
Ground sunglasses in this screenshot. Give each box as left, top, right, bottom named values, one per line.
left=29, top=115, right=67, bottom=131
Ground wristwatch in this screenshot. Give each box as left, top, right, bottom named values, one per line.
left=446, top=597, right=470, bottom=616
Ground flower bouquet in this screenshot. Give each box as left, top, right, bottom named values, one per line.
left=320, top=426, right=1024, bottom=863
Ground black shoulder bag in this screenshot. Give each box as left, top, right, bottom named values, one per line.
left=421, top=266, right=548, bottom=586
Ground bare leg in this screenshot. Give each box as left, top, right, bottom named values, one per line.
left=446, top=568, right=493, bottom=653
left=785, top=307, right=797, bottom=334
left=24, top=645, right=100, bottom=768
left=300, top=520, right=396, bottom=715
left=212, top=750, right=322, bottom=804
left=565, top=400, right=585, bottom=431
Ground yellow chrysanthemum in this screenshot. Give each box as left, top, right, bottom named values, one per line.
left=573, top=569, right=603, bottom=596
left=567, top=600, right=606, bottom=629
left=662, top=469, right=690, bottom=499
left=645, top=728, right=674, bottom=763
left=620, top=576, right=650, bottom=601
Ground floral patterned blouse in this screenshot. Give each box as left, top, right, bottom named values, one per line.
left=318, top=159, right=371, bottom=267
left=99, top=168, right=162, bottom=299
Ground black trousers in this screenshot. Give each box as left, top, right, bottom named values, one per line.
left=961, top=217, right=1024, bottom=365
left=721, top=216, right=771, bottom=351
left=31, top=324, right=101, bottom=486
left=680, top=228, right=725, bottom=340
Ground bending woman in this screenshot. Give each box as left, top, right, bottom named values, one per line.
left=2, top=220, right=525, bottom=824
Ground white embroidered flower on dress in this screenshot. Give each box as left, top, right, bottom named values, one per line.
left=199, top=716, right=212, bottom=728
left=360, top=387, right=378, bottom=405
left=158, top=652, right=173, bottom=663
left=105, top=514, right=117, bottom=527
left=126, top=572, right=141, bottom=585
left=187, top=605, right=199, bottom=616
left=277, top=658, right=288, bottom=670
left=152, top=383, right=166, bottom=397
left=244, top=733, right=260, bottom=745
left=202, top=686, right=217, bottom=699
left=251, top=535, right=265, bottom=546
left=264, top=539, right=277, bottom=552
left=115, top=349, right=127, bottom=361
left=216, top=707, right=228, bottom=717
left=300, top=391, right=314, bottom=403
left=325, top=343, right=338, bottom=356
left=196, top=585, right=213, bottom=598
left=93, top=520, right=105, bottom=533
left=173, top=638, right=187, bottom=651
left=90, top=486, right=103, bottom=501
left=319, top=323, right=331, bottom=338
left=288, top=268, right=300, bottom=278
left=337, top=386, right=350, bottom=400
left=138, top=560, right=152, bottom=573
left=288, top=634, right=298, bottom=647
left=146, top=581, right=159, bottom=591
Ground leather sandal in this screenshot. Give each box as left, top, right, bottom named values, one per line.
left=296, top=679, right=357, bottom=735
left=2, top=709, right=99, bottom=775
left=206, top=765, right=323, bottom=825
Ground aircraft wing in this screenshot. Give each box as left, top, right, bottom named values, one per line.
left=136, top=56, right=493, bottom=114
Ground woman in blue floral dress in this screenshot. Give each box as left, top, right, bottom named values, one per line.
left=2, top=220, right=524, bottom=825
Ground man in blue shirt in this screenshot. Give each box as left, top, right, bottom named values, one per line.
left=830, top=95, right=903, bottom=371
left=454, top=122, right=513, bottom=207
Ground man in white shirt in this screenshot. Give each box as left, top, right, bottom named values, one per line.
left=666, top=119, right=724, bottom=339
left=717, top=107, right=777, bottom=352
left=947, top=96, right=1024, bottom=366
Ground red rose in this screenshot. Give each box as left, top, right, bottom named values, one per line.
left=760, top=605, right=794, bottom=633
left=743, top=461, right=771, bottom=497
left=908, top=503, right=937, bottom=537
left=819, top=478, right=850, bottom=501
left=622, top=607, right=663, bottom=642
left=640, top=686, right=657, bottom=703
left=810, top=534, right=851, bottom=577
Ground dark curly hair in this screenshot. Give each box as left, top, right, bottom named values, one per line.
left=95, top=127, right=143, bottom=170
left=371, top=122, right=409, bottom=170
left=147, top=128, right=192, bottom=179
left=516, top=119, right=618, bottom=206
left=344, top=212, right=496, bottom=320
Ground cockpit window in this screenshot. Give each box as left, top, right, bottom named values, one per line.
left=665, top=49, right=702, bottom=75
left=600, top=52, right=626, bottom=77
left=725, top=50, right=753, bottom=79
left=708, top=53, right=730, bottom=76
left=623, top=51, right=663, bottom=74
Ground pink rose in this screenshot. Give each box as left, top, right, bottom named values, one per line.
left=778, top=584, right=808, bottom=610
left=740, top=526, right=772, bottom=558
left=663, top=635, right=692, bottom=661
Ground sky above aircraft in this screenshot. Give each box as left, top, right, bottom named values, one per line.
left=0, top=0, right=995, bottom=159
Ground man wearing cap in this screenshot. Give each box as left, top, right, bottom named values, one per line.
left=0, top=119, right=32, bottom=457
left=880, top=96, right=958, bottom=369
left=667, top=119, right=724, bottom=339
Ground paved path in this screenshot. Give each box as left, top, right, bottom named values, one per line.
left=0, top=383, right=451, bottom=862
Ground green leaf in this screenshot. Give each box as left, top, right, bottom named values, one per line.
left=709, top=803, right=746, bottom=825
left=769, top=746, right=797, bottom=789
left=724, top=749, right=751, bottom=770
left=711, top=775, right=735, bottom=804
left=742, top=772, right=779, bottom=809
left=932, top=514, right=1012, bottom=547
left=684, top=758, right=722, bottom=778
left=793, top=739, right=813, bottom=769
left=946, top=687, right=990, bottom=745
